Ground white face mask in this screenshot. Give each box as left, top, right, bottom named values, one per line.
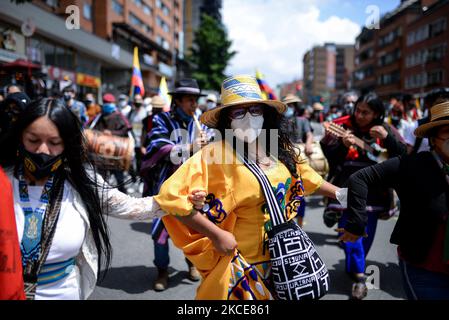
left=207, top=101, right=216, bottom=110
left=231, top=112, right=264, bottom=144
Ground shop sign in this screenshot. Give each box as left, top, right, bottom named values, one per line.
left=44, top=65, right=76, bottom=82
left=76, top=72, right=101, bottom=88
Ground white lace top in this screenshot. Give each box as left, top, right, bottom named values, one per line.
left=6, top=168, right=166, bottom=300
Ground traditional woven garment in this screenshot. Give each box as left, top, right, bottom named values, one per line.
left=154, top=140, right=323, bottom=299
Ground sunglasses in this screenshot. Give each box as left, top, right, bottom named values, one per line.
left=228, top=105, right=264, bottom=120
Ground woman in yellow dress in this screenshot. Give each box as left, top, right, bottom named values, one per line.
left=154, top=75, right=349, bottom=300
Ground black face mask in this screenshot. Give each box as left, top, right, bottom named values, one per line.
left=20, top=146, right=64, bottom=180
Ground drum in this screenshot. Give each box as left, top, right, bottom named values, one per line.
left=84, top=129, right=135, bottom=171
left=295, top=141, right=329, bottom=178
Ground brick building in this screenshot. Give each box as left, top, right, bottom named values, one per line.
left=353, top=0, right=446, bottom=101
left=0, top=0, right=184, bottom=99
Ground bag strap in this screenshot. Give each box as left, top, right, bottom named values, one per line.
left=239, top=153, right=286, bottom=227
left=22, top=174, right=65, bottom=300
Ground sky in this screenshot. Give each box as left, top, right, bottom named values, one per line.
left=222, top=0, right=401, bottom=88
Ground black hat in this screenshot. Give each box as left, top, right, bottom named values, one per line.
left=168, top=78, right=206, bottom=97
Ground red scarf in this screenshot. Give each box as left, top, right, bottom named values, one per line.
left=0, top=167, right=25, bottom=300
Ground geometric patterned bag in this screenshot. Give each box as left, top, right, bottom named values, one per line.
left=242, top=157, right=330, bottom=300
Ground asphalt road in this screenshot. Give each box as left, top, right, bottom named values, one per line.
left=89, top=182, right=407, bottom=300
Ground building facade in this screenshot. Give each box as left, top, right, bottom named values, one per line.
left=0, top=0, right=184, bottom=100
left=303, top=43, right=354, bottom=106
left=353, top=0, right=447, bottom=100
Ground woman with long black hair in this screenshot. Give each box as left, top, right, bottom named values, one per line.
left=153, top=75, right=345, bottom=300
left=0, top=98, right=205, bottom=300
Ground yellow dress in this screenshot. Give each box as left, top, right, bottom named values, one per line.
left=154, top=140, right=323, bottom=300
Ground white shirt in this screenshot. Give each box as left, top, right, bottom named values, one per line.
left=13, top=180, right=86, bottom=300
left=403, top=120, right=430, bottom=153
left=7, top=168, right=166, bottom=300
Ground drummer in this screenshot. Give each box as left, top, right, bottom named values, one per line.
left=86, top=93, right=131, bottom=193
left=281, top=94, right=314, bottom=227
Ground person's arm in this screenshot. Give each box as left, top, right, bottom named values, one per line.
left=98, top=168, right=207, bottom=220
left=304, top=131, right=314, bottom=156
left=371, top=124, right=407, bottom=157
left=341, top=156, right=402, bottom=241
left=314, top=180, right=339, bottom=199
left=176, top=210, right=238, bottom=256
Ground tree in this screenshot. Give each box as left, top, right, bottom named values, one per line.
left=185, top=14, right=236, bottom=91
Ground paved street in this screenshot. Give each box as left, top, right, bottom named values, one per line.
left=89, top=181, right=407, bottom=300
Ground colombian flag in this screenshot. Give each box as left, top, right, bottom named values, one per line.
left=130, top=47, right=145, bottom=97
left=256, top=69, right=277, bottom=100
left=158, top=76, right=171, bottom=112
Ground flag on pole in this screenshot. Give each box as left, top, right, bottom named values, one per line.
left=255, top=69, right=278, bottom=100
left=158, top=76, right=171, bottom=112
left=130, top=46, right=145, bottom=98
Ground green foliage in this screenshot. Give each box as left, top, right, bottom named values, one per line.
left=185, top=14, right=236, bottom=91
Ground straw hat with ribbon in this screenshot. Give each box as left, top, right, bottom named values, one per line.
left=415, top=101, right=449, bottom=138
left=200, top=75, right=286, bottom=128
left=151, top=95, right=166, bottom=109
left=282, top=94, right=302, bottom=105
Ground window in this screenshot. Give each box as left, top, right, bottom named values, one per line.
left=130, top=13, right=143, bottom=27
left=83, top=3, right=92, bottom=21
left=143, top=4, right=152, bottom=15
left=157, top=16, right=170, bottom=34
left=428, top=69, right=444, bottom=85
left=156, top=0, right=162, bottom=8
left=430, top=18, right=447, bottom=37
left=162, top=6, right=170, bottom=16
left=133, top=0, right=143, bottom=7
left=378, top=71, right=400, bottom=85
left=45, top=0, right=58, bottom=8
left=112, top=0, right=124, bottom=15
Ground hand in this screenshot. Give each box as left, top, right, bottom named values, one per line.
left=140, top=146, right=146, bottom=155
left=335, top=228, right=363, bottom=243
left=103, top=130, right=112, bottom=136
left=305, top=143, right=314, bottom=157
left=191, top=131, right=208, bottom=152
left=342, top=132, right=356, bottom=148
left=369, top=125, right=388, bottom=140
left=188, top=189, right=207, bottom=210
left=211, top=229, right=238, bottom=256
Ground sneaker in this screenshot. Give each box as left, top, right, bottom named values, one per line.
left=351, top=279, right=368, bottom=300
left=153, top=268, right=169, bottom=292
left=186, top=259, right=201, bottom=282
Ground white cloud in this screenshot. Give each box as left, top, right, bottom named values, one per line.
left=222, top=0, right=361, bottom=88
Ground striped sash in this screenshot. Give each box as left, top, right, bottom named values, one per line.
left=37, top=258, right=76, bottom=286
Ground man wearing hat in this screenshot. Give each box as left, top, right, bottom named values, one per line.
left=143, top=78, right=208, bottom=291
left=87, top=93, right=131, bottom=193
left=343, top=97, right=449, bottom=300
left=140, top=95, right=166, bottom=156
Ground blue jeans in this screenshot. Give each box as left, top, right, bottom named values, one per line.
left=338, top=210, right=378, bottom=274
left=399, top=259, right=449, bottom=300
left=154, top=241, right=170, bottom=270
